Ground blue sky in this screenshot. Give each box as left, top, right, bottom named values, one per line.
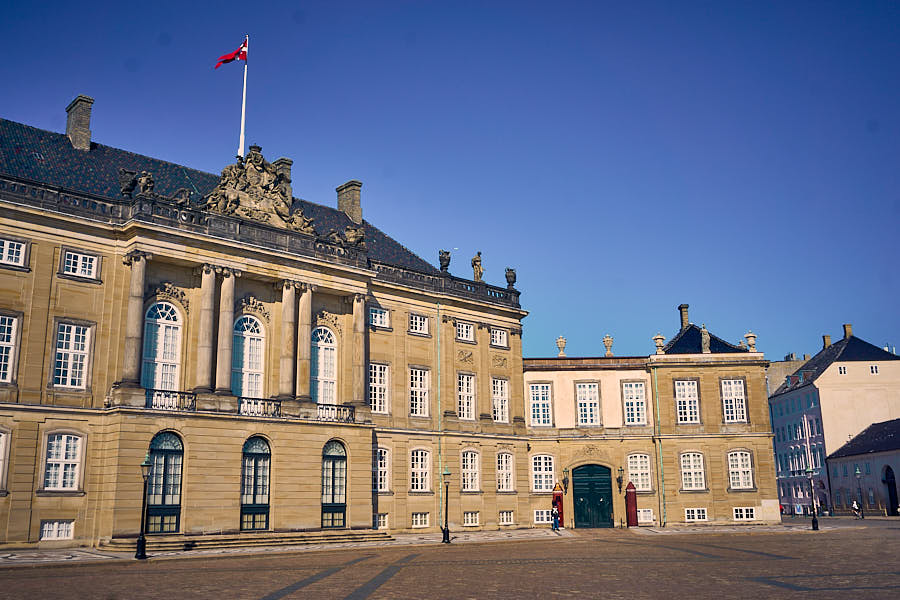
left=4, top=1, right=899, bottom=359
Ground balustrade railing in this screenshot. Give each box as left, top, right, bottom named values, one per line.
left=239, top=397, right=282, bottom=418
left=145, top=389, right=196, bottom=411
left=316, top=403, right=355, bottom=423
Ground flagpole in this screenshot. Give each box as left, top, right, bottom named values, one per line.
left=238, top=34, right=248, bottom=157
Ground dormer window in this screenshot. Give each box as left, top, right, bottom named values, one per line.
left=870, top=365, right=879, bottom=375
left=838, top=366, right=847, bottom=375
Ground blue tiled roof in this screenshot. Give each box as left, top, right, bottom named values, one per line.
left=0, top=118, right=437, bottom=274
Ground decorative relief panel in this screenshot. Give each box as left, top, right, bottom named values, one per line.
left=316, top=310, right=342, bottom=335
left=491, top=355, right=508, bottom=368
left=457, top=350, right=474, bottom=364
left=239, top=295, right=270, bottom=322
left=147, top=282, right=189, bottom=312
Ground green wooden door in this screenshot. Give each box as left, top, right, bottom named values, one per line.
left=573, top=465, right=613, bottom=528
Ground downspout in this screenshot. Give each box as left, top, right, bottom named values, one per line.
left=653, top=365, right=666, bottom=527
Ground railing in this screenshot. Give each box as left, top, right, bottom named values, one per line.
left=239, top=397, right=282, bottom=418
left=145, top=389, right=196, bottom=411
left=316, top=403, right=356, bottom=423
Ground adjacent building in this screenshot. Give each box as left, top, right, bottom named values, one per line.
left=826, top=418, right=900, bottom=516
left=768, top=326, right=900, bottom=515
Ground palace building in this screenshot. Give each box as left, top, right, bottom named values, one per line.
left=0, top=96, right=777, bottom=549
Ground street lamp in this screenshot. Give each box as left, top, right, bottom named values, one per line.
left=135, top=453, right=152, bottom=560
left=805, top=466, right=818, bottom=531
left=854, top=465, right=865, bottom=519
left=616, top=466, right=625, bottom=493
left=441, top=466, right=451, bottom=544
left=562, top=468, right=569, bottom=494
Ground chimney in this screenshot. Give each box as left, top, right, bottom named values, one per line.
left=336, top=180, right=363, bottom=224
left=65, top=95, right=94, bottom=151
left=273, top=157, right=293, bottom=201
left=843, top=323, right=853, bottom=339
left=822, top=335, right=831, bottom=349
left=678, top=304, right=689, bottom=331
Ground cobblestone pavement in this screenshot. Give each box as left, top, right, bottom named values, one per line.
left=1, top=521, right=898, bottom=599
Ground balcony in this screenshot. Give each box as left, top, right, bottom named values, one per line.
left=316, top=403, right=355, bottom=423
left=239, top=397, right=282, bottom=418
left=145, top=389, right=196, bottom=411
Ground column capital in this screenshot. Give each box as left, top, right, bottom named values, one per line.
left=218, top=266, right=242, bottom=278
left=123, top=250, right=152, bottom=266
left=276, top=279, right=316, bottom=292
left=194, top=263, right=217, bottom=277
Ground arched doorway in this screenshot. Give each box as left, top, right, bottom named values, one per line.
left=885, top=466, right=898, bottom=516
left=322, top=440, right=347, bottom=528
left=572, top=464, right=613, bottom=528
left=147, top=431, right=183, bottom=534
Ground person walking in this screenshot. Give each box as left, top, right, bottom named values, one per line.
left=851, top=499, right=861, bottom=519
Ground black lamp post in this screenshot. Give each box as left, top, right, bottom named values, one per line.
left=616, top=466, right=625, bottom=493
left=805, top=467, right=819, bottom=531
left=854, top=465, right=865, bottom=519
left=135, top=453, right=152, bottom=560
left=441, top=466, right=451, bottom=544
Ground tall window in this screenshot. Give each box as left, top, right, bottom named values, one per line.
left=627, top=453, right=651, bottom=491
left=680, top=452, right=705, bottom=490
left=409, top=368, right=429, bottom=416
left=232, top=316, right=264, bottom=398
left=0, top=431, right=7, bottom=491
left=721, top=379, right=747, bottom=423
left=322, top=440, right=347, bottom=528
left=43, top=433, right=82, bottom=490
left=241, top=437, right=270, bottom=530
left=311, top=327, right=336, bottom=404
left=0, top=315, right=17, bottom=383
left=54, top=323, right=90, bottom=389
left=623, top=382, right=646, bottom=425
left=369, top=363, right=389, bottom=413
left=675, top=380, right=700, bottom=423
left=461, top=450, right=479, bottom=491
left=491, top=378, right=509, bottom=423
left=727, top=451, right=753, bottom=489
left=141, top=302, right=181, bottom=392
left=576, top=382, right=600, bottom=426
left=529, top=384, right=552, bottom=426
left=497, top=452, right=513, bottom=492
left=410, top=449, right=430, bottom=491
left=457, top=373, right=475, bottom=420
left=375, top=448, right=390, bottom=492
left=532, top=455, right=554, bottom=492
left=147, top=432, right=183, bottom=533
left=0, top=238, right=26, bottom=267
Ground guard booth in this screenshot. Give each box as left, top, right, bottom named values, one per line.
left=553, top=482, right=565, bottom=527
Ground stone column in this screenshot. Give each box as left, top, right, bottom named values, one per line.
left=120, top=250, right=151, bottom=385
left=278, top=280, right=297, bottom=399
left=351, top=293, right=366, bottom=406
left=193, top=264, right=216, bottom=393
left=295, top=283, right=314, bottom=400
left=214, top=267, right=240, bottom=394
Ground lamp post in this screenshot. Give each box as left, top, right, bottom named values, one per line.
left=805, top=466, right=819, bottom=531
left=854, top=465, right=865, bottom=519
left=616, top=466, right=625, bottom=494
left=562, top=468, right=569, bottom=494
left=135, top=453, right=152, bottom=560
left=442, top=466, right=451, bottom=544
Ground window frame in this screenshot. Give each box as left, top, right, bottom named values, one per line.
left=375, top=447, right=390, bottom=493
left=496, top=451, right=514, bottom=492
left=489, top=327, right=509, bottom=348
left=680, top=452, right=706, bottom=491
left=870, top=365, right=879, bottom=375
left=621, top=380, right=647, bottom=425
left=40, top=431, right=86, bottom=493
left=533, top=509, right=552, bottom=524
left=733, top=507, right=756, bottom=521
left=410, top=448, right=431, bottom=492
left=0, top=428, right=10, bottom=493
left=727, top=450, right=755, bottom=490
left=408, top=313, right=429, bottom=336
left=499, top=510, right=515, bottom=525
left=491, top=377, right=509, bottom=423
left=0, top=235, right=30, bottom=271
left=0, top=311, right=23, bottom=386
left=141, top=302, right=183, bottom=396
left=368, top=306, right=390, bottom=329
left=241, top=436, right=271, bottom=531
left=720, top=378, right=748, bottom=423
left=627, top=453, right=652, bottom=492
left=57, top=246, right=102, bottom=282
left=409, top=366, right=430, bottom=417
left=531, top=454, right=555, bottom=492
left=455, top=321, right=475, bottom=343
left=674, top=378, right=701, bottom=424
left=529, top=382, right=553, bottom=427
left=411, top=512, right=430, bottom=528
left=457, top=372, right=476, bottom=420
left=684, top=507, right=708, bottom=522
left=39, top=520, right=74, bottom=540
left=463, top=511, right=480, bottom=526
left=368, top=362, right=390, bottom=414
left=461, top=449, right=480, bottom=492
left=232, top=314, right=265, bottom=399
left=311, top=326, right=337, bottom=404
left=575, top=381, right=601, bottom=427
left=50, top=318, right=95, bottom=392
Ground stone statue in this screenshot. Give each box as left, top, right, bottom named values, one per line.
left=471, top=251, right=483, bottom=282
left=505, top=267, right=516, bottom=289
left=325, top=229, right=345, bottom=246
left=172, top=188, right=192, bottom=206
left=439, top=250, right=451, bottom=273
left=284, top=209, right=316, bottom=235
left=700, top=324, right=711, bottom=354
left=344, top=225, right=366, bottom=249
left=137, top=171, right=155, bottom=194
left=118, top=168, right=137, bottom=198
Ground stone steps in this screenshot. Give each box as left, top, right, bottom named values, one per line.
left=100, top=529, right=393, bottom=552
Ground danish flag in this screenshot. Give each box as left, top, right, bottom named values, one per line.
left=214, top=38, right=248, bottom=69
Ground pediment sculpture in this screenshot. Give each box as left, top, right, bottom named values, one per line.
left=202, top=145, right=315, bottom=234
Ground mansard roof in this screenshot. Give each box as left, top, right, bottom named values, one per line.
left=0, top=118, right=437, bottom=274
left=828, top=418, right=900, bottom=459
left=662, top=323, right=748, bottom=355
left=770, top=335, right=899, bottom=398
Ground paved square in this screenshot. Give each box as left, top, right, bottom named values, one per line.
left=1, top=521, right=898, bottom=599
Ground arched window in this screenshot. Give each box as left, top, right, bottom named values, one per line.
left=241, top=437, right=270, bottom=530
left=43, top=433, right=82, bottom=491
left=461, top=450, right=479, bottom=491
left=531, top=455, right=554, bottom=492
left=410, top=449, right=431, bottom=491
left=148, top=432, right=183, bottom=533
left=496, top=452, right=513, bottom=492
left=322, top=440, right=346, bottom=528
left=232, top=315, right=265, bottom=398
left=727, top=450, right=754, bottom=489
left=141, top=302, right=182, bottom=394
left=311, top=327, right=336, bottom=404
left=680, top=452, right=705, bottom=491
